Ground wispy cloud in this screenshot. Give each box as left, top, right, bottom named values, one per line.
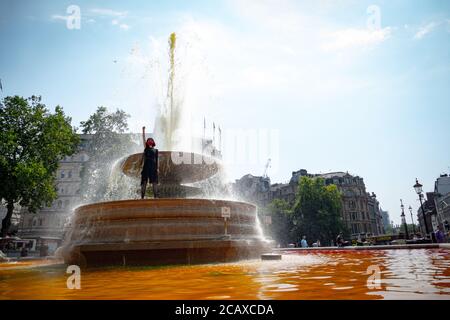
left=111, top=19, right=130, bottom=30
left=89, top=8, right=128, bottom=17
left=228, top=0, right=391, bottom=53
left=119, top=24, right=130, bottom=31
left=89, top=8, right=130, bottom=30
left=322, top=27, right=392, bottom=51
left=51, top=14, right=69, bottom=22
left=414, top=22, right=437, bottom=39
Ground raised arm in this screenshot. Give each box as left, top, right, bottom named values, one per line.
left=142, top=126, right=146, bottom=147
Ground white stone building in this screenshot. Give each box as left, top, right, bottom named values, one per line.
left=17, top=135, right=91, bottom=253
left=434, top=174, right=450, bottom=231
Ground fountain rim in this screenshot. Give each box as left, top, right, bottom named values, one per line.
left=73, top=198, right=257, bottom=212
left=123, top=150, right=224, bottom=164
left=121, top=150, right=224, bottom=184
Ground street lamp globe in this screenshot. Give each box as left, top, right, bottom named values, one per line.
left=413, top=178, right=423, bottom=195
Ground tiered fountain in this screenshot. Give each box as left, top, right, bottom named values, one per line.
left=61, top=33, right=270, bottom=267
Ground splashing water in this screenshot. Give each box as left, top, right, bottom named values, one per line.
left=153, top=32, right=190, bottom=151
left=105, top=156, right=139, bottom=201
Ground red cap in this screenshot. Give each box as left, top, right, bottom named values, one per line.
left=146, top=138, right=156, bottom=147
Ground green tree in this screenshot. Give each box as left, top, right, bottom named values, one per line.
left=292, top=176, right=347, bottom=245
left=264, top=199, right=294, bottom=247
left=79, top=107, right=138, bottom=202
left=0, top=96, right=79, bottom=236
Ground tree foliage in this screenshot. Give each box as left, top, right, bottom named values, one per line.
left=80, top=107, right=129, bottom=135
left=292, top=176, right=347, bottom=245
left=0, top=95, right=79, bottom=236
left=264, top=176, right=348, bottom=246
left=79, top=107, right=138, bottom=202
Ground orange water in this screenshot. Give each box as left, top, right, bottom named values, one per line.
left=1, top=249, right=449, bottom=300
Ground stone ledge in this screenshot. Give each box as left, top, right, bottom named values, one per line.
left=274, top=243, right=449, bottom=251
left=76, top=239, right=268, bottom=252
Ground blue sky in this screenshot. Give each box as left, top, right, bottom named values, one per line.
left=1, top=0, right=449, bottom=224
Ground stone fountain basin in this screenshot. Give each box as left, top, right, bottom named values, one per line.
left=121, top=151, right=221, bottom=183
left=62, top=199, right=270, bottom=267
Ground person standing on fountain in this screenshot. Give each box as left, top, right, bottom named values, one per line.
left=141, top=126, right=159, bottom=199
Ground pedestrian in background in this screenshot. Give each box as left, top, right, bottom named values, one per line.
left=301, top=236, right=308, bottom=248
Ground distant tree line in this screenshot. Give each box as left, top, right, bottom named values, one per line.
left=262, top=176, right=350, bottom=247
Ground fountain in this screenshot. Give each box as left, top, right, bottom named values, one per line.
left=61, top=33, right=270, bottom=267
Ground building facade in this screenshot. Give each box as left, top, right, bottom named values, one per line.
left=367, top=193, right=385, bottom=235
left=416, top=192, right=436, bottom=236
left=232, top=174, right=271, bottom=206
left=320, top=172, right=375, bottom=236
left=232, top=169, right=385, bottom=238
left=435, top=192, right=450, bottom=231
left=17, top=135, right=91, bottom=253
left=434, top=174, right=450, bottom=231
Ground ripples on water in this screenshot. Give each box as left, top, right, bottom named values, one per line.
left=0, top=249, right=449, bottom=299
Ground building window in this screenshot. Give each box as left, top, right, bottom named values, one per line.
left=68, top=170, right=72, bottom=178
left=38, top=218, right=43, bottom=226
left=60, top=170, right=65, bottom=179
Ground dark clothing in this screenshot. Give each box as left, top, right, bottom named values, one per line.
left=336, top=235, right=343, bottom=246
left=141, top=147, right=158, bottom=184
left=435, top=230, right=445, bottom=243
left=336, top=235, right=349, bottom=247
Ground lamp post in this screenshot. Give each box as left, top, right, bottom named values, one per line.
left=408, top=205, right=416, bottom=235
left=400, top=199, right=409, bottom=240
left=414, top=178, right=431, bottom=241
